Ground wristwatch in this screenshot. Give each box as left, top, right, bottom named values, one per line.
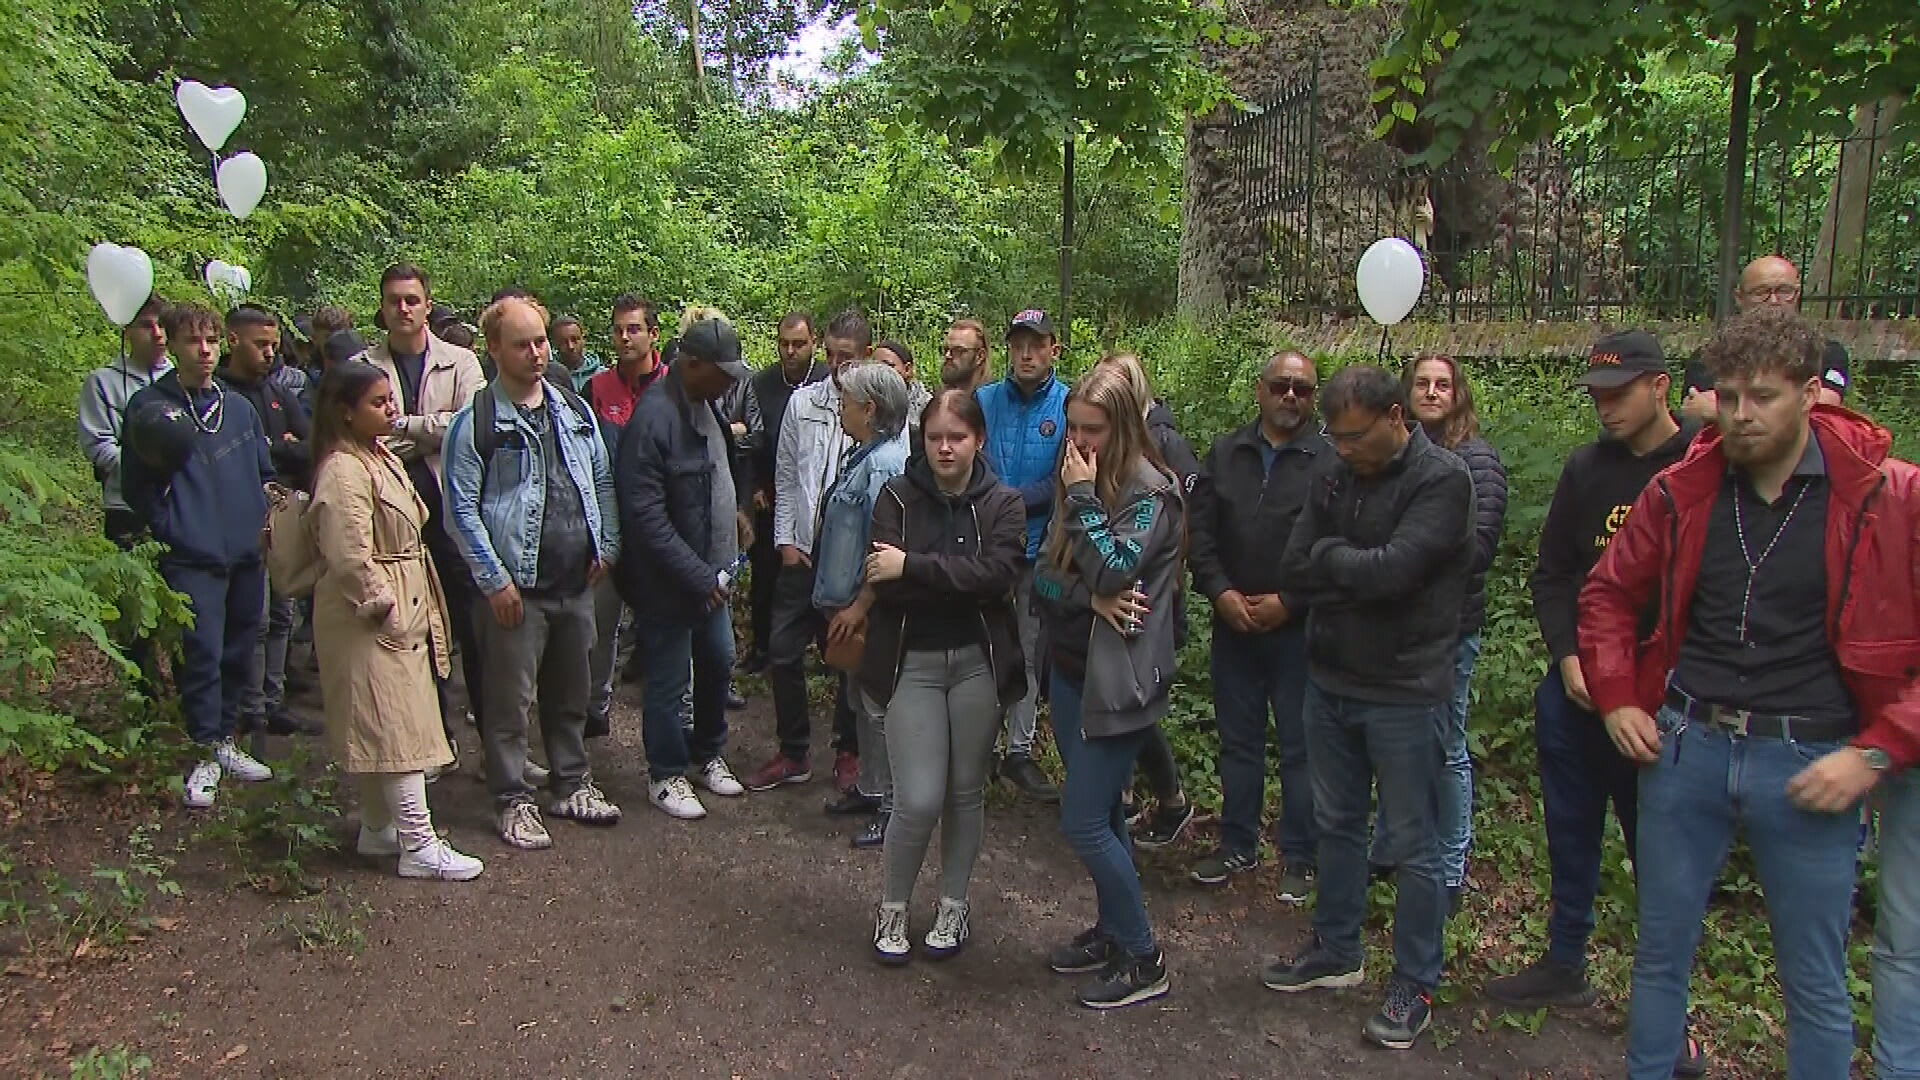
left=1856, top=746, right=1894, bottom=772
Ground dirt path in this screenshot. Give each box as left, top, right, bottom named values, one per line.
left=3, top=684, right=1620, bottom=1078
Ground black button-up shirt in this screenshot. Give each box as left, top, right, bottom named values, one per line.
left=1672, top=433, right=1854, bottom=723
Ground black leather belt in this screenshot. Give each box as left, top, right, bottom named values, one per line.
left=1663, top=687, right=1856, bottom=743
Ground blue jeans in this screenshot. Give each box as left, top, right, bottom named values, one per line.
left=1627, top=708, right=1859, bottom=1080
left=1052, top=672, right=1157, bottom=958
left=1876, top=771, right=1920, bottom=1079
left=1211, top=620, right=1315, bottom=864
left=161, top=558, right=267, bottom=745
left=1536, top=665, right=1640, bottom=969
left=636, top=603, right=734, bottom=782
left=1435, top=634, right=1481, bottom=887
left=1305, top=679, right=1447, bottom=990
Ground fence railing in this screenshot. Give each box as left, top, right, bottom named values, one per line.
left=1229, top=81, right=1920, bottom=323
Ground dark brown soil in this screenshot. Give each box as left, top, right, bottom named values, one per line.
left=1, top=677, right=1622, bottom=1078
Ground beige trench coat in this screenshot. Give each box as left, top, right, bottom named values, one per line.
left=310, top=443, right=453, bottom=773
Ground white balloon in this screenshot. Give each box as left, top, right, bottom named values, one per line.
left=1355, top=237, right=1426, bottom=326
left=204, top=259, right=252, bottom=302
left=175, top=81, right=247, bottom=153
left=216, top=153, right=268, bottom=220
left=86, top=243, right=155, bottom=327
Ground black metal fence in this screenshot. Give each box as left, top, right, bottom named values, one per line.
left=1230, top=78, right=1920, bottom=322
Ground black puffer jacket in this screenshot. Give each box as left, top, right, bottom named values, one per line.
left=1279, top=425, right=1474, bottom=705
left=1446, top=434, right=1508, bottom=637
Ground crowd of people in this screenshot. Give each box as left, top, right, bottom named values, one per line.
left=76, top=254, right=1918, bottom=1073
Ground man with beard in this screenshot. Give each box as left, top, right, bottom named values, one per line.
left=1187, top=351, right=1325, bottom=904
left=940, top=318, right=993, bottom=394
left=1580, top=306, right=1920, bottom=1078
left=550, top=314, right=605, bottom=394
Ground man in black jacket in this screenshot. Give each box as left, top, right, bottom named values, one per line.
left=741, top=311, right=827, bottom=671
left=616, top=318, right=755, bottom=823
left=1487, top=333, right=1706, bottom=1038
left=1261, top=364, right=1472, bottom=1052
left=216, top=304, right=319, bottom=737
left=1187, top=351, right=1325, bottom=900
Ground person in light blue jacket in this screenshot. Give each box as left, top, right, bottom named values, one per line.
left=818, top=361, right=912, bottom=848
left=975, top=309, right=1070, bottom=801
left=441, top=296, right=621, bottom=852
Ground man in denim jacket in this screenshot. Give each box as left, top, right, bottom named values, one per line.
left=443, top=296, right=621, bottom=851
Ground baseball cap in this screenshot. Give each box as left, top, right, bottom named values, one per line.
left=1006, top=309, right=1056, bottom=341
left=1818, top=339, right=1850, bottom=398
left=1576, top=330, right=1667, bottom=389
left=678, top=318, right=750, bottom=380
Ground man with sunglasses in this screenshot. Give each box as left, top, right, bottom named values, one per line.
left=1187, top=351, right=1325, bottom=902
left=1262, top=364, right=1473, bottom=1051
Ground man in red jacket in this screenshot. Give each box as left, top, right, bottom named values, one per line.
left=1579, top=305, right=1920, bottom=1079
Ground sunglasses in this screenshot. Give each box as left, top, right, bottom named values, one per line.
left=1264, top=377, right=1316, bottom=399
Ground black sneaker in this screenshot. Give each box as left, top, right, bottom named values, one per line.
left=1276, top=864, right=1316, bottom=904
left=825, top=791, right=881, bottom=816
left=1483, top=956, right=1599, bottom=1009
left=1261, top=935, right=1364, bottom=992
left=1076, top=948, right=1169, bottom=1009
left=1000, top=754, right=1059, bottom=802
left=1048, top=926, right=1116, bottom=974
left=1362, top=978, right=1433, bottom=1050
left=1191, top=849, right=1259, bottom=885
left=851, top=812, right=888, bottom=849
left=1133, top=802, right=1194, bottom=849
left=1675, top=1033, right=1708, bottom=1078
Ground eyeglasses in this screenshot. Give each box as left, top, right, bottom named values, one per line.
left=1264, top=377, right=1316, bottom=399
left=941, top=344, right=982, bottom=358
left=1321, top=412, right=1387, bottom=445
left=1741, top=284, right=1801, bottom=302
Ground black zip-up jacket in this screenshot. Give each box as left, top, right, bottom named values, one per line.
left=1146, top=400, right=1202, bottom=483
left=858, top=455, right=1029, bottom=711
left=1443, top=434, right=1508, bottom=637
left=1278, top=425, right=1474, bottom=705
left=1530, top=418, right=1700, bottom=661
left=749, top=362, right=828, bottom=497
left=217, top=364, right=312, bottom=491
left=613, top=369, right=749, bottom=621
left=1189, top=422, right=1330, bottom=610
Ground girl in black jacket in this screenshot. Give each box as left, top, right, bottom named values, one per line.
left=858, top=391, right=1028, bottom=963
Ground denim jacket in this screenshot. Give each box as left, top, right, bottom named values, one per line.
left=442, top=382, right=620, bottom=596
left=811, top=428, right=910, bottom=610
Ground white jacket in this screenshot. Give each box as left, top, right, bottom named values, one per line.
left=773, top=378, right=850, bottom=555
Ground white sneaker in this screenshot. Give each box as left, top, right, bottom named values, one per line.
left=695, top=758, right=745, bottom=797
left=649, top=776, right=707, bottom=820
left=498, top=800, right=554, bottom=850
left=874, top=902, right=910, bottom=964
left=213, top=739, right=273, bottom=782
left=183, top=761, right=221, bottom=810
left=399, top=839, right=484, bottom=881
left=924, top=897, right=969, bottom=959
left=356, top=824, right=401, bottom=856
left=549, top=780, right=622, bottom=825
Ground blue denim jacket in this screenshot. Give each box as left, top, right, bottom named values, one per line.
left=811, top=428, right=910, bottom=610
left=442, top=382, right=620, bottom=595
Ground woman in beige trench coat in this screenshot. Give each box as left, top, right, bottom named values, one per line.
left=308, top=361, right=483, bottom=881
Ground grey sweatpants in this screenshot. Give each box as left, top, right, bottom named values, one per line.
left=883, top=645, right=1000, bottom=906
left=476, top=587, right=594, bottom=806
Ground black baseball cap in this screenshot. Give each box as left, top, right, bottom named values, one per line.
left=677, top=318, right=750, bottom=380
left=1818, top=339, right=1850, bottom=398
left=1006, top=309, right=1056, bottom=341
left=1576, top=330, right=1667, bottom=389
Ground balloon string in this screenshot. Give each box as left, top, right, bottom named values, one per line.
left=1377, top=325, right=1390, bottom=361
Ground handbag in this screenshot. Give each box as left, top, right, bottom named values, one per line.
left=263, top=482, right=323, bottom=597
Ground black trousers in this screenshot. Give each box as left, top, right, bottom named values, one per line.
left=768, top=561, right=857, bottom=761
left=748, top=504, right=777, bottom=655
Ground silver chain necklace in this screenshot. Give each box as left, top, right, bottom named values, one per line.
left=183, top=382, right=225, bottom=435
left=1731, top=478, right=1809, bottom=641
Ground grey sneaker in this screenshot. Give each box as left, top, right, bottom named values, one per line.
left=1262, top=934, right=1364, bottom=992
left=924, top=897, right=968, bottom=959
left=1362, top=978, right=1433, bottom=1050
left=873, top=903, right=910, bottom=965
left=498, top=800, right=553, bottom=850
left=549, top=780, right=621, bottom=825
left=1191, top=849, right=1259, bottom=885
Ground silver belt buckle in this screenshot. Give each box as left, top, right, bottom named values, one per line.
left=1709, top=705, right=1752, bottom=736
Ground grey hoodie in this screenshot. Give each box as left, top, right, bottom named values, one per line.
left=1032, top=458, right=1185, bottom=739
left=77, top=356, right=173, bottom=511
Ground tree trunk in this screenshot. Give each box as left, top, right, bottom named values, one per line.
left=1715, top=16, right=1755, bottom=323
left=1060, top=134, right=1075, bottom=345
left=1809, top=95, right=1905, bottom=317
left=686, top=0, right=708, bottom=101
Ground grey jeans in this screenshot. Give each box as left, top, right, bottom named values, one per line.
left=243, top=588, right=298, bottom=723
left=476, top=586, right=594, bottom=806
left=1003, top=563, right=1043, bottom=756
left=883, top=645, right=1000, bottom=905
left=588, top=576, right=623, bottom=728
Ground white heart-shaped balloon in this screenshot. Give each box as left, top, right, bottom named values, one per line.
left=87, top=243, right=155, bottom=327
left=216, top=153, right=267, bottom=219
left=204, top=259, right=252, bottom=301
left=175, top=81, right=247, bottom=153
left=1355, top=236, right=1426, bottom=326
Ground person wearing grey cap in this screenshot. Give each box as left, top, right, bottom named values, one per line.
left=615, top=314, right=756, bottom=822
left=1486, top=328, right=1707, bottom=1078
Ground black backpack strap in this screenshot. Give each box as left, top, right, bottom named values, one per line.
left=472, top=387, right=498, bottom=495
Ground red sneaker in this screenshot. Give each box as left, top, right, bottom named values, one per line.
left=743, top=754, right=812, bottom=792
left=832, top=750, right=860, bottom=795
